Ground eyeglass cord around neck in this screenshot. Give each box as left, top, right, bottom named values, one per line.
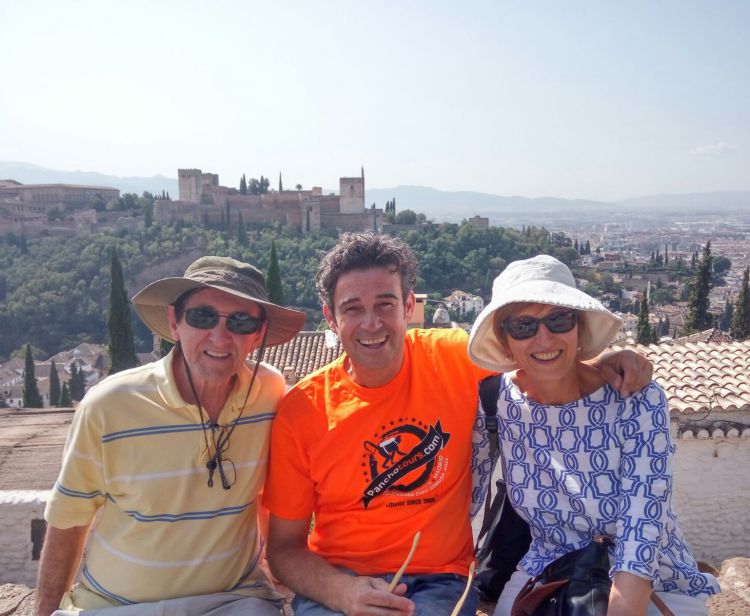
left=177, top=327, right=268, bottom=488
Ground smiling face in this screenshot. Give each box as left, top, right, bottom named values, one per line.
left=323, top=267, right=415, bottom=388
left=167, top=287, right=266, bottom=399
left=502, top=303, right=580, bottom=383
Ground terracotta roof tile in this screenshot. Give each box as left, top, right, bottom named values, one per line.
left=635, top=339, right=750, bottom=414
left=261, top=331, right=342, bottom=384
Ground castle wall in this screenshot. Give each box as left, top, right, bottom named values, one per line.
left=322, top=209, right=382, bottom=233
left=15, top=186, right=119, bottom=208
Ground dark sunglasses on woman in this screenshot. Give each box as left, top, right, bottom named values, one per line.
left=503, top=309, right=578, bottom=341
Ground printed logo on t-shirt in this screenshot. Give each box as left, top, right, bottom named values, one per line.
left=361, top=419, right=450, bottom=508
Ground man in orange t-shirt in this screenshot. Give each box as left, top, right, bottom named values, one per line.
left=263, top=233, right=651, bottom=616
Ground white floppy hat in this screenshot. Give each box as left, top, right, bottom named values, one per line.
left=468, top=254, right=622, bottom=372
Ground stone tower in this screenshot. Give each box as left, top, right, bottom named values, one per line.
left=339, top=167, right=365, bottom=214
left=178, top=169, right=203, bottom=203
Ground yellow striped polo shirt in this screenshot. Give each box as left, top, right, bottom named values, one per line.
left=45, top=350, right=284, bottom=608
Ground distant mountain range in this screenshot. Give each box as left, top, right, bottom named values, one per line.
left=0, top=161, right=178, bottom=197
left=2, top=161, right=748, bottom=225
left=366, top=186, right=750, bottom=225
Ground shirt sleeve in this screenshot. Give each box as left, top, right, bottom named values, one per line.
left=262, top=389, right=318, bottom=520
left=45, top=398, right=107, bottom=528
left=614, top=381, right=674, bottom=579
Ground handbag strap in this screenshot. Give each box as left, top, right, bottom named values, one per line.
left=476, top=374, right=505, bottom=545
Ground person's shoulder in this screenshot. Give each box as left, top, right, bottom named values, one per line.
left=250, top=360, right=287, bottom=398
left=630, top=380, right=667, bottom=407
left=75, top=361, right=161, bottom=420
left=83, top=361, right=159, bottom=404
left=408, top=327, right=469, bottom=353
left=253, top=360, right=285, bottom=384
left=277, top=356, right=341, bottom=411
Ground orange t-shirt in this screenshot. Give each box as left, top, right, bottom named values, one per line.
left=263, top=328, right=490, bottom=576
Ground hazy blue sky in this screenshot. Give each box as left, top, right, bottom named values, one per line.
left=1, top=1, right=748, bottom=200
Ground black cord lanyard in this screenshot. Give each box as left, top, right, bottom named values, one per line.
left=178, top=328, right=268, bottom=488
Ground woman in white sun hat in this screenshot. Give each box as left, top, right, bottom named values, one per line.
left=468, top=255, right=718, bottom=616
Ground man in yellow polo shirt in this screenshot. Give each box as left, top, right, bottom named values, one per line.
left=36, top=256, right=305, bottom=616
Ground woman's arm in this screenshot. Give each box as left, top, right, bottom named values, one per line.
left=608, top=571, right=652, bottom=616
left=613, top=382, right=672, bottom=607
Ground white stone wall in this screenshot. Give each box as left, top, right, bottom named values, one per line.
left=672, top=434, right=750, bottom=565
left=0, top=490, right=48, bottom=586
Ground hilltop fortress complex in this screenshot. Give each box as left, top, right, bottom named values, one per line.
left=154, top=168, right=383, bottom=234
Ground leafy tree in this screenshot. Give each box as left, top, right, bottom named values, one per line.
left=731, top=267, right=750, bottom=340
left=395, top=209, right=418, bottom=224
left=266, top=241, right=284, bottom=304
left=0, top=390, right=7, bottom=408
left=108, top=248, right=138, bottom=375
left=49, top=359, right=61, bottom=406
left=636, top=295, right=654, bottom=345
left=295, top=184, right=302, bottom=191
left=684, top=241, right=714, bottom=334
left=713, top=255, right=731, bottom=275
left=23, top=343, right=44, bottom=408
left=249, top=176, right=270, bottom=195
left=59, top=382, right=72, bottom=407
left=89, top=194, right=106, bottom=211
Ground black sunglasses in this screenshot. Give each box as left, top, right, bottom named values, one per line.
left=503, top=309, right=578, bottom=341
left=184, top=307, right=264, bottom=335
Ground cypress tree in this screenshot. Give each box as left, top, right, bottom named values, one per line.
left=49, top=359, right=61, bottom=406
left=69, top=364, right=85, bottom=401
left=636, top=295, right=654, bottom=345
left=108, top=248, right=138, bottom=375
left=240, top=174, right=247, bottom=195
left=23, top=344, right=44, bottom=408
left=237, top=212, right=247, bottom=246
left=59, top=382, right=72, bottom=407
left=267, top=241, right=284, bottom=304
left=279, top=172, right=283, bottom=192
left=684, top=241, right=713, bottom=334
left=731, top=267, right=750, bottom=340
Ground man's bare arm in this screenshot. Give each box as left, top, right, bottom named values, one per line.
left=267, top=514, right=414, bottom=616
left=35, top=524, right=90, bottom=616
left=593, top=349, right=653, bottom=396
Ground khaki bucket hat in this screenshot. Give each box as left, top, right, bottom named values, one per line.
left=132, top=256, right=305, bottom=346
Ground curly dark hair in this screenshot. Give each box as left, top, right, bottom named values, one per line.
left=316, top=232, right=418, bottom=312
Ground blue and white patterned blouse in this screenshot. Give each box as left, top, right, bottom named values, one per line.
left=471, top=375, right=719, bottom=598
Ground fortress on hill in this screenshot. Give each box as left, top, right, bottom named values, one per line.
left=154, top=168, right=383, bottom=234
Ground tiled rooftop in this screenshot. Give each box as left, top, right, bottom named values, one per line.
left=261, top=331, right=342, bottom=383
left=672, top=327, right=734, bottom=345
left=632, top=339, right=750, bottom=415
